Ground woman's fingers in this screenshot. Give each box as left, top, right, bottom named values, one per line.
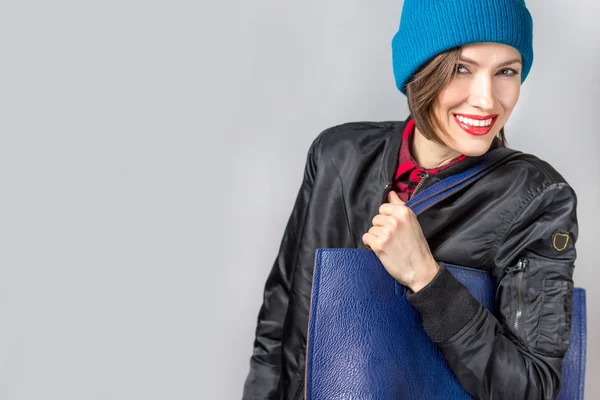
left=379, top=203, right=395, bottom=216
left=387, top=190, right=405, bottom=205
left=363, top=226, right=391, bottom=252
left=362, top=232, right=373, bottom=249
left=362, top=231, right=380, bottom=251
left=372, top=214, right=391, bottom=227
left=379, top=202, right=413, bottom=219
left=368, top=225, right=387, bottom=237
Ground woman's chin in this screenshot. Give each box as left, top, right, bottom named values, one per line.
left=445, top=127, right=499, bottom=158
left=456, top=141, right=496, bottom=157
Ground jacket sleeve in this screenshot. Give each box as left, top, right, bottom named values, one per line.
left=408, top=182, right=578, bottom=400
left=242, top=134, right=322, bottom=400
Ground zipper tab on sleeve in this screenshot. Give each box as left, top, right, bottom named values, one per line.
left=505, top=258, right=529, bottom=332
left=505, top=258, right=528, bottom=274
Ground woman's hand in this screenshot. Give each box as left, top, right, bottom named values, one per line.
left=362, top=190, right=439, bottom=293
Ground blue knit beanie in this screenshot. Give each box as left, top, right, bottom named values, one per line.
left=392, top=0, right=533, bottom=94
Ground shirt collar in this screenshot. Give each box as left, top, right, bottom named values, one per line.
left=396, top=118, right=467, bottom=180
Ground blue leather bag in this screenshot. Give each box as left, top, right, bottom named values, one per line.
left=306, top=149, right=587, bottom=400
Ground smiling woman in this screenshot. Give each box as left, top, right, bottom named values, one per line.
left=242, top=1, right=579, bottom=399
left=407, top=43, right=523, bottom=167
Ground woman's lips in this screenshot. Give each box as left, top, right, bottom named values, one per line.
left=453, top=114, right=498, bottom=136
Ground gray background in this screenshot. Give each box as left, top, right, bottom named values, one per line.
left=0, top=0, right=597, bottom=399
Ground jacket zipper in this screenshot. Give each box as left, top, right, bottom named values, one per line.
left=505, top=258, right=528, bottom=331
left=410, top=173, right=430, bottom=199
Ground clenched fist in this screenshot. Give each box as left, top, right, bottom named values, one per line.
left=362, top=190, right=439, bottom=293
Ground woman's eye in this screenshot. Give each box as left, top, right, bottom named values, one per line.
left=498, top=68, right=519, bottom=76
left=456, top=64, right=469, bottom=74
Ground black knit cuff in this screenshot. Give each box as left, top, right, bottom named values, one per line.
left=407, top=264, right=480, bottom=343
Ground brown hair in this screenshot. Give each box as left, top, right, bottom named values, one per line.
left=404, top=47, right=506, bottom=146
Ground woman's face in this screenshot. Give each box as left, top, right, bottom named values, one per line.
left=433, top=42, right=522, bottom=156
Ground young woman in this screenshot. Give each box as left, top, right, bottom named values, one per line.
left=243, top=1, right=577, bottom=399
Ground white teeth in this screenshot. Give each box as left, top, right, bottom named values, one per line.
left=456, top=115, right=494, bottom=127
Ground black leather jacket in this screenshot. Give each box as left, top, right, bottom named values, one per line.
left=242, top=120, right=577, bottom=400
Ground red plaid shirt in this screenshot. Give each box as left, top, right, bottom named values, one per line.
left=393, top=119, right=467, bottom=202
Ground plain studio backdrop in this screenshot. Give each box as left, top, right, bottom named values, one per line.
left=0, top=0, right=598, bottom=399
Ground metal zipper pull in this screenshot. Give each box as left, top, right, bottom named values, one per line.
left=505, top=258, right=528, bottom=274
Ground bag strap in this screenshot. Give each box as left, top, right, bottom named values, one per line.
left=405, top=147, right=522, bottom=215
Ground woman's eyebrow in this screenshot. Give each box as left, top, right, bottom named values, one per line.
left=459, top=56, right=523, bottom=67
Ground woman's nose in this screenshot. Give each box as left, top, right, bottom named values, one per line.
left=468, top=76, right=495, bottom=111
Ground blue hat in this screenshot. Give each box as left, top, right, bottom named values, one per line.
left=392, top=0, right=534, bottom=94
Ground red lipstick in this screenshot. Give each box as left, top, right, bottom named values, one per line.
left=453, top=113, right=498, bottom=136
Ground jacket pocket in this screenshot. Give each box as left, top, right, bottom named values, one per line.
left=499, top=257, right=574, bottom=356
left=536, top=278, right=574, bottom=356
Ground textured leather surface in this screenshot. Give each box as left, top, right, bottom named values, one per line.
left=306, top=249, right=586, bottom=400
left=306, top=249, right=490, bottom=400
left=557, top=288, right=586, bottom=400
